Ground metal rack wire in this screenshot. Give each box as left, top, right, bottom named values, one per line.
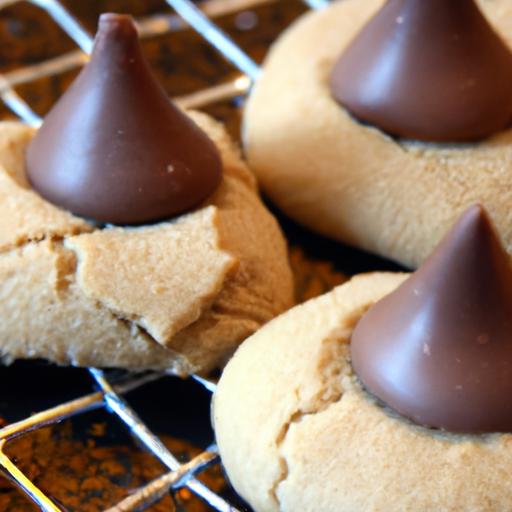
left=0, top=0, right=328, bottom=509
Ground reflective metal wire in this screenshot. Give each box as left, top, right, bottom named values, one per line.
left=89, top=368, right=240, bottom=512
left=30, top=0, right=94, bottom=52
left=166, top=0, right=261, bottom=81
left=103, top=449, right=219, bottom=512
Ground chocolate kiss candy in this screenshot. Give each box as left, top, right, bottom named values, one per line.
left=330, top=0, right=512, bottom=142
left=26, top=14, right=222, bottom=224
left=351, top=205, right=512, bottom=433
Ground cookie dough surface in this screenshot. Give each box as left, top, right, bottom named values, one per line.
left=0, top=112, right=294, bottom=373
left=214, top=273, right=512, bottom=512
left=244, top=0, right=512, bottom=268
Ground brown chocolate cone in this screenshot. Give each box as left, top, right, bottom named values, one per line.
left=330, top=0, right=512, bottom=142
left=351, top=205, right=512, bottom=433
left=26, top=14, right=222, bottom=225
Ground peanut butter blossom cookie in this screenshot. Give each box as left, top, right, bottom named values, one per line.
left=0, top=14, right=293, bottom=373
left=214, top=205, right=512, bottom=511
left=244, top=0, right=512, bottom=267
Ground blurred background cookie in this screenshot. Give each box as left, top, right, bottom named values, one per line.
left=244, top=0, right=512, bottom=268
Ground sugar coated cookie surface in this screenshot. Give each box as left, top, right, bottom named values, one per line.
left=214, top=273, right=512, bottom=511
left=244, top=0, right=512, bottom=268
left=0, top=112, right=294, bottom=374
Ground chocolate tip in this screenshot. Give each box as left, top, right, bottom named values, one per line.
left=97, top=13, right=137, bottom=37
left=457, top=203, right=496, bottom=239
left=462, top=203, right=486, bottom=224
left=469, top=202, right=486, bottom=215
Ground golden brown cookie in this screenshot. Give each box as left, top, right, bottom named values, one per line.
left=244, top=0, right=512, bottom=268
left=214, top=272, right=512, bottom=512
left=0, top=111, right=294, bottom=374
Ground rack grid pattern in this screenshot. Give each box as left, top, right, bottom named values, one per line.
left=0, top=0, right=328, bottom=510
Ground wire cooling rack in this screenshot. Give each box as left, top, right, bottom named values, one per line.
left=0, top=0, right=329, bottom=510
